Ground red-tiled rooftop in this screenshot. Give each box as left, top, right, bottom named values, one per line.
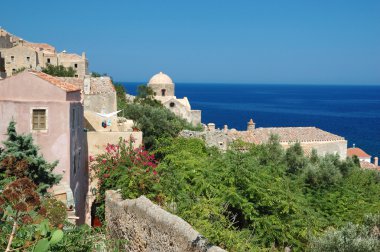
left=29, top=71, right=81, bottom=92
left=347, top=147, right=371, bottom=158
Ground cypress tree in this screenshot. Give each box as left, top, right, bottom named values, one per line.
left=0, top=121, right=61, bottom=193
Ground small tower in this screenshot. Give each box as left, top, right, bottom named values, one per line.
left=147, top=72, right=175, bottom=97
left=247, top=118, right=255, bottom=132
left=223, top=124, right=228, bottom=133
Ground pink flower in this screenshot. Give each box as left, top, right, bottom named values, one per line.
left=103, top=174, right=110, bottom=178
left=153, top=170, right=158, bottom=175
left=89, top=155, right=95, bottom=162
left=102, top=159, right=107, bottom=164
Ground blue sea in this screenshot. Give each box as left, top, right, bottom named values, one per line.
left=122, top=83, right=380, bottom=159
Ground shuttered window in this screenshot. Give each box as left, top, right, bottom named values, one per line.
left=32, top=109, right=46, bottom=130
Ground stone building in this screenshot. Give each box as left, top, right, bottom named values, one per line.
left=0, top=28, right=88, bottom=78
left=347, top=146, right=379, bottom=169
left=181, top=118, right=348, bottom=159
left=147, top=72, right=201, bottom=126
left=0, top=71, right=88, bottom=223
left=57, top=75, right=142, bottom=225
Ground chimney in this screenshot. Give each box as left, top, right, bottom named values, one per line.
left=375, top=157, right=378, bottom=167
left=247, top=118, right=255, bottom=132
left=223, top=124, right=228, bottom=133
left=82, top=52, right=86, bottom=59
left=207, top=123, right=215, bottom=132
left=84, top=76, right=91, bottom=95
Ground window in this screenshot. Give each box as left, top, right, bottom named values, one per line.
left=47, top=58, right=50, bottom=64
left=170, top=102, right=175, bottom=107
left=74, top=63, right=78, bottom=68
left=11, top=56, right=14, bottom=61
left=32, top=109, right=47, bottom=130
left=161, top=89, right=166, bottom=96
left=74, top=74, right=78, bottom=78
left=26, top=56, right=30, bottom=62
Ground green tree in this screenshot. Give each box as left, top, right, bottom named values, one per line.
left=0, top=121, right=60, bottom=193
left=134, top=85, right=162, bottom=107
left=114, top=84, right=128, bottom=110
left=42, top=64, right=76, bottom=77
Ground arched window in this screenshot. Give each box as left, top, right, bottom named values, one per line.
left=161, top=89, right=166, bottom=96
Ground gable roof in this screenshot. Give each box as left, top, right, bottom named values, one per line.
left=247, top=127, right=344, bottom=143
left=347, top=147, right=371, bottom=158
left=29, top=71, right=80, bottom=92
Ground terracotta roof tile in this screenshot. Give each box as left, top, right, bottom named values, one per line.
left=360, top=161, right=379, bottom=170
left=29, top=71, right=80, bottom=92
left=24, top=42, right=56, bottom=53
left=347, top=148, right=371, bottom=158
left=255, top=127, right=345, bottom=143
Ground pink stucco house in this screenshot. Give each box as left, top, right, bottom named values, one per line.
left=0, top=71, right=88, bottom=223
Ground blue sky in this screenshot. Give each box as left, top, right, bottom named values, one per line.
left=1, top=0, right=380, bottom=84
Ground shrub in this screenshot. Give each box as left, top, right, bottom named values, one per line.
left=91, top=138, right=161, bottom=220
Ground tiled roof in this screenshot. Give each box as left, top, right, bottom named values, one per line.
left=57, top=76, right=115, bottom=95
left=347, top=148, right=371, bottom=158
left=57, top=52, right=83, bottom=61
left=239, top=127, right=345, bottom=144
left=24, top=42, right=56, bottom=53
left=227, top=130, right=260, bottom=144
left=360, top=161, right=379, bottom=170
left=29, top=71, right=80, bottom=92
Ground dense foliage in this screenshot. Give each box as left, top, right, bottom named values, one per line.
left=91, top=138, right=161, bottom=220
left=91, top=134, right=380, bottom=251
left=0, top=122, right=97, bottom=252
left=115, top=84, right=201, bottom=149
left=42, top=64, right=76, bottom=77
left=309, top=214, right=380, bottom=251
left=0, top=121, right=60, bottom=193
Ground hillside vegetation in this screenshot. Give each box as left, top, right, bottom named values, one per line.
left=90, top=86, right=380, bottom=251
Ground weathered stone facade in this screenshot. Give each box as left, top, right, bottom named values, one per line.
left=181, top=119, right=348, bottom=159
left=105, top=190, right=226, bottom=252
left=147, top=72, right=202, bottom=126
left=0, top=28, right=88, bottom=78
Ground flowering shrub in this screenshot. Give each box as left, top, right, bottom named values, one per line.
left=90, top=138, right=162, bottom=220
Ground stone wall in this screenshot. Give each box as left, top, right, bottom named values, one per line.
left=105, top=190, right=226, bottom=252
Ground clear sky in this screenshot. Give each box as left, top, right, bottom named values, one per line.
left=1, top=0, right=380, bottom=84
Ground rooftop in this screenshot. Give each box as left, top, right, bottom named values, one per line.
left=148, top=72, right=174, bottom=85
left=29, top=71, right=80, bottom=92
left=360, top=161, right=379, bottom=170
left=347, top=147, right=371, bottom=158
left=24, top=42, right=56, bottom=53
left=228, top=127, right=345, bottom=144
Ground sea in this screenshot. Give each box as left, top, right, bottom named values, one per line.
left=121, top=82, right=380, bottom=159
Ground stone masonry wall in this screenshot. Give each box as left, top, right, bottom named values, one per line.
left=105, top=190, right=227, bottom=252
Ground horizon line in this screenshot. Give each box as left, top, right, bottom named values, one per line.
left=117, top=81, right=380, bottom=86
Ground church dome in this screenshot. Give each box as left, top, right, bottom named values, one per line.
left=148, top=72, right=174, bottom=85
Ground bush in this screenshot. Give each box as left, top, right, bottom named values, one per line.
left=90, top=138, right=161, bottom=220
left=42, top=64, right=76, bottom=77
left=309, top=215, right=380, bottom=252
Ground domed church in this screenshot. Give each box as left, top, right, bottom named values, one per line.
left=147, top=72, right=201, bottom=126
